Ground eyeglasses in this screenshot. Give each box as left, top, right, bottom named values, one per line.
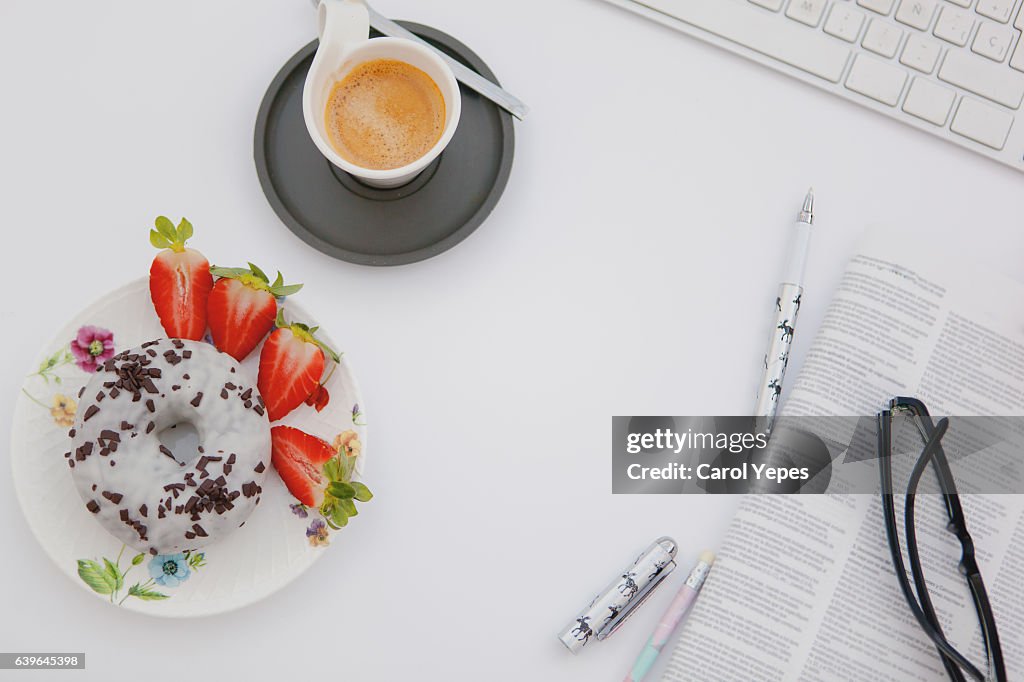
left=876, top=397, right=1006, bottom=682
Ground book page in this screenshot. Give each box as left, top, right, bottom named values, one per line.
left=664, top=232, right=1024, bottom=681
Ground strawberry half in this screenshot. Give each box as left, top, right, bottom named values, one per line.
left=149, top=216, right=213, bottom=340
left=258, top=311, right=340, bottom=422
left=270, top=426, right=336, bottom=507
left=207, top=263, right=302, bottom=361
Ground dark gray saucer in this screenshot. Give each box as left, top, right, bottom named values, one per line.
left=254, top=23, right=515, bottom=266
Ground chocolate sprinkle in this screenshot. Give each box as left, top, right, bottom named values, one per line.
left=254, top=462, right=266, bottom=473
left=83, top=405, right=100, bottom=421
left=139, top=504, right=148, bottom=517
left=191, top=392, right=203, bottom=407
left=145, top=399, right=155, bottom=413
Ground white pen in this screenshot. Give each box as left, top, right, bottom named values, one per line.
left=752, top=189, right=815, bottom=435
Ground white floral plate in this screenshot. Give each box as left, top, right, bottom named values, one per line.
left=10, top=278, right=367, bottom=617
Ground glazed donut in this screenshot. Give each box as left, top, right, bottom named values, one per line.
left=67, top=339, right=271, bottom=555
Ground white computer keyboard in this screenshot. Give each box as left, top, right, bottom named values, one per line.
left=599, top=0, right=1024, bottom=172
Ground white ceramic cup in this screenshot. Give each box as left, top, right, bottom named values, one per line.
left=302, top=0, right=461, bottom=188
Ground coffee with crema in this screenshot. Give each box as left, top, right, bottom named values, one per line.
left=325, top=59, right=446, bottom=170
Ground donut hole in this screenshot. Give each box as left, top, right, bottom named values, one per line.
left=157, top=421, right=203, bottom=466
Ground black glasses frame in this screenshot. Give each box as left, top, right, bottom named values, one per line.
left=876, top=397, right=1006, bottom=682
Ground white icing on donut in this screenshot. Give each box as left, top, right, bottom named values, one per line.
left=67, top=339, right=271, bottom=555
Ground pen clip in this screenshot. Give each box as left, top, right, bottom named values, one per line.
left=596, top=559, right=676, bottom=640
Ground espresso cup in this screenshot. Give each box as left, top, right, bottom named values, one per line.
left=302, top=0, right=461, bottom=188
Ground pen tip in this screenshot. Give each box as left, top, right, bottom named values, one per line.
left=801, top=188, right=815, bottom=219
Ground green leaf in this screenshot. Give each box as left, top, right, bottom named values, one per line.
left=328, top=482, right=355, bottom=499
left=340, top=453, right=357, bottom=481
left=154, top=216, right=178, bottom=242
left=247, top=262, right=269, bottom=283
left=127, top=583, right=170, bottom=601
left=323, top=456, right=342, bottom=482
left=188, top=552, right=206, bottom=569
left=103, top=558, right=124, bottom=591
left=350, top=481, right=373, bottom=502
left=150, top=230, right=173, bottom=249
left=209, top=266, right=251, bottom=279
left=176, top=217, right=193, bottom=243
left=330, top=504, right=349, bottom=527
left=77, top=559, right=116, bottom=595
left=269, top=283, right=303, bottom=298
left=338, top=497, right=358, bottom=516
left=131, top=553, right=146, bottom=566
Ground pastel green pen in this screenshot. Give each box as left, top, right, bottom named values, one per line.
left=623, top=551, right=715, bottom=682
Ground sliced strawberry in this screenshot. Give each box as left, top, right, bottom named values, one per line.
left=148, top=217, right=213, bottom=340
left=258, top=311, right=340, bottom=422
left=270, top=426, right=336, bottom=507
left=304, top=384, right=330, bottom=413
left=207, top=264, right=302, bottom=361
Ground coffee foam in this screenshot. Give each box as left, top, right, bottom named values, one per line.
left=325, top=59, right=446, bottom=171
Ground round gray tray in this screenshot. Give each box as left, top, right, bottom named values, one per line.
left=254, top=23, right=515, bottom=266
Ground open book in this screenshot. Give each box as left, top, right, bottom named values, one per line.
left=664, top=232, right=1024, bottom=681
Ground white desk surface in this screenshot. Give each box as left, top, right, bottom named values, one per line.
left=1, top=1, right=1021, bottom=680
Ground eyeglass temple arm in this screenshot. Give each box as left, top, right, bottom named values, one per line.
left=878, top=410, right=980, bottom=682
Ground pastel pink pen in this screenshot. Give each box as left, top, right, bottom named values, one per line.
left=623, top=551, right=716, bottom=682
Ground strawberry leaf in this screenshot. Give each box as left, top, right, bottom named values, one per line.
left=269, top=283, right=303, bottom=297
left=323, top=456, right=342, bottom=482
left=154, top=216, right=178, bottom=243
left=350, top=481, right=373, bottom=502
left=247, top=262, right=270, bottom=283
left=339, top=497, right=358, bottom=516
left=328, top=481, right=355, bottom=499
left=150, top=230, right=173, bottom=249
left=209, top=266, right=251, bottom=279
left=177, top=217, right=193, bottom=243
left=330, top=504, right=349, bottom=528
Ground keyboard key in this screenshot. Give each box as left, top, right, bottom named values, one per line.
left=902, top=77, right=956, bottom=124
left=863, top=19, right=904, bottom=58
left=939, top=50, right=1024, bottom=108
left=846, top=53, right=908, bottom=104
left=895, top=0, right=937, bottom=30
left=858, top=0, right=895, bottom=15
left=972, top=22, right=1012, bottom=61
left=786, top=0, right=827, bottom=26
left=749, top=0, right=785, bottom=10
left=1012, top=40, right=1024, bottom=73
left=641, top=0, right=852, bottom=82
left=825, top=4, right=866, bottom=41
left=976, top=0, right=1014, bottom=23
left=951, top=97, right=1014, bottom=148
left=901, top=34, right=942, bottom=72
left=934, top=6, right=974, bottom=46
left=1017, top=4, right=1024, bottom=30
